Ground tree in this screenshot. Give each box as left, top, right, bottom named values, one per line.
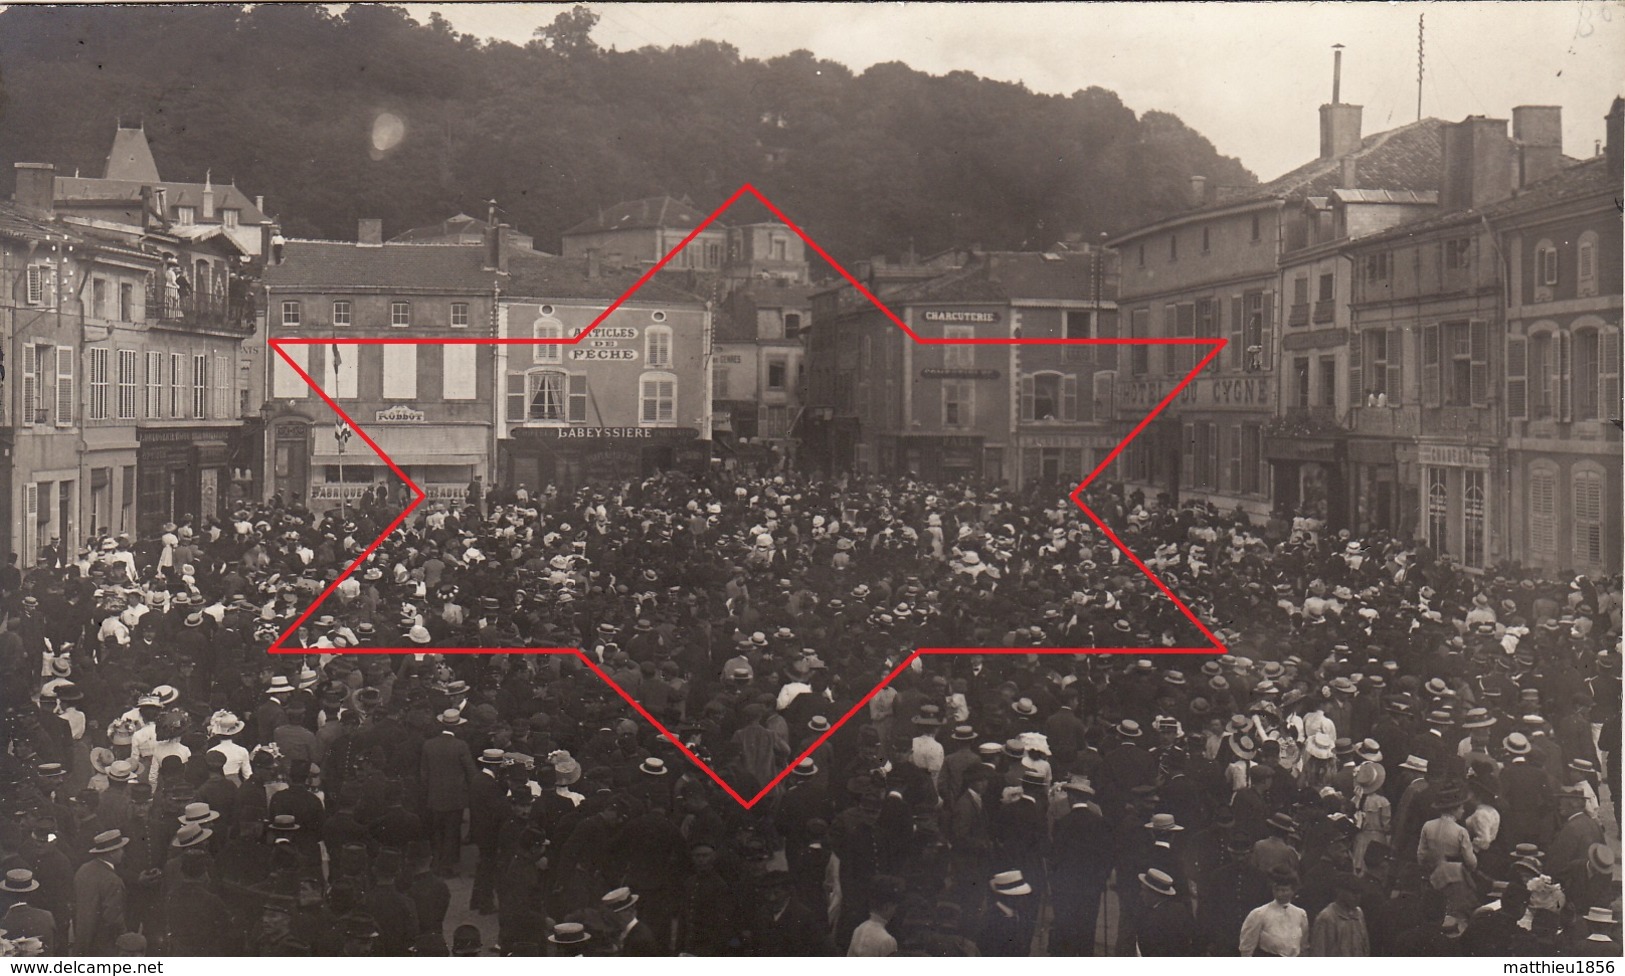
left=534, top=5, right=599, bottom=59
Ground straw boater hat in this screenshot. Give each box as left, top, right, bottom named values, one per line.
left=1139, top=868, right=1178, bottom=897
left=178, top=802, right=219, bottom=826
left=989, top=870, right=1032, bottom=897
left=547, top=923, right=590, bottom=946
left=1, top=869, right=40, bottom=894
left=88, top=829, right=130, bottom=854
left=601, top=887, right=639, bottom=913
left=791, top=758, right=819, bottom=778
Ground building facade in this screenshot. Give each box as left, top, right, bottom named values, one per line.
left=1339, top=108, right=1615, bottom=570
left=260, top=222, right=499, bottom=511
left=496, top=252, right=710, bottom=493
left=802, top=249, right=1118, bottom=487
left=1497, top=100, right=1623, bottom=575
left=559, top=196, right=725, bottom=272
left=1107, top=84, right=1447, bottom=518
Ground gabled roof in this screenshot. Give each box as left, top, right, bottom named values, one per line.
left=1348, top=155, right=1607, bottom=249
left=1258, top=117, right=1446, bottom=202
left=504, top=251, right=706, bottom=305
left=0, top=201, right=75, bottom=244
left=104, top=126, right=160, bottom=182
left=561, top=196, right=719, bottom=237
left=263, top=241, right=495, bottom=292
left=55, top=177, right=269, bottom=225
left=390, top=213, right=490, bottom=243
left=879, top=250, right=1105, bottom=307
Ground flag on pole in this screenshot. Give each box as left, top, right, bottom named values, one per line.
left=334, top=420, right=351, bottom=448
left=331, top=343, right=343, bottom=371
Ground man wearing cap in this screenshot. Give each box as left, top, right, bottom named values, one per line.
left=1135, top=867, right=1197, bottom=955
left=421, top=710, right=478, bottom=877
left=0, top=870, right=55, bottom=954
left=1547, top=786, right=1605, bottom=895
left=73, top=830, right=129, bottom=954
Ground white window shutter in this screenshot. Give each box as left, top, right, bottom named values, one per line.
left=1505, top=335, right=1528, bottom=421
left=1061, top=374, right=1079, bottom=421
left=382, top=344, right=418, bottom=399
left=23, top=483, right=39, bottom=565
left=55, top=345, right=73, bottom=425
left=21, top=347, right=38, bottom=426
left=1600, top=330, right=1621, bottom=423
left=26, top=266, right=44, bottom=305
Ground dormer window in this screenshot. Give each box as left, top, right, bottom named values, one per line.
left=221, top=208, right=240, bottom=229
left=175, top=206, right=196, bottom=226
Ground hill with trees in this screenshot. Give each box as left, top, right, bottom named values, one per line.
left=0, top=4, right=1256, bottom=263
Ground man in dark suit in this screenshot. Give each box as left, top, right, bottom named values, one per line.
left=748, top=871, right=832, bottom=955
left=1546, top=789, right=1605, bottom=894
left=0, top=870, right=56, bottom=955
left=420, top=711, right=477, bottom=876
left=73, top=830, right=129, bottom=955
left=466, top=750, right=509, bottom=914
left=603, top=887, right=662, bottom=956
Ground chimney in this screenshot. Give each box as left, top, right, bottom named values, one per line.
left=1607, top=97, right=1624, bottom=181
left=255, top=195, right=265, bottom=213
left=585, top=247, right=601, bottom=280
left=1318, top=45, right=1362, bottom=159
left=201, top=170, right=216, bottom=220
left=12, top=163, right=55, bottom=216
left=1512, top=106, right=1563, bottom=188
left=1188, top=174, right=1208, bottom=207
left=154, top=186, right=169, bottom=221
left=1339, top=155, right=1359, bottom=189
left=495, top=222, right=510, bottom=273
left=1320, top=103, right=1363, bottom=160
left=357, top=218, right=383, bottom=247
left=1439, top=116, right=1515, bottom=212
left=140, top=185, right=155, bottom=230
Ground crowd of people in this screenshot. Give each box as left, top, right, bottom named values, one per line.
left=0, top=468, right=1619, bottom=957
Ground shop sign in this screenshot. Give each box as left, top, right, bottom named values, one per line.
left=1417, top=444, right=1490, bottom=468
left=514, top=425, right=698, bottom=441
left=595, top=327, right=638, bottom=340
left=1207, top=376, right=1271, bottom=407
left=920, top=368, right=1000, bottom=380
left=570, top=348, right=638, bottom=362
left=309, top=483, right=375, bottom=502
left=714, top=355, right=744, bottom=364
left=922, top=309, right=1001, bottom=324
left=139, top=428, right=211, bottom=444
left=374, top=405, right=426, bottom=423
left=1118, top=379, right=1196, bottom=410
left=423, top=484, right=468, bottom=503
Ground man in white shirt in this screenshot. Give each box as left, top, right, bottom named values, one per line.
left=910, top=706, right=947, bottom=788
left=1239, top=868, right=1311, bottom=956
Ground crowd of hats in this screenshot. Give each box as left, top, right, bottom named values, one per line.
left=0, top=470, right=1619, bottom=956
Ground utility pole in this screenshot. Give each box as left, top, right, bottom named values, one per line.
left=1417, top=13, right=1426, bottom=121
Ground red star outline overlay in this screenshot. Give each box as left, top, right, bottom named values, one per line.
left=267, top=183, right=1228, bottom=809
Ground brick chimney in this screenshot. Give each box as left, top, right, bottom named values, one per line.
left=1188, top=174, right=1208, bottom=207
left=357, top=218, right=383, bottom=247
left=1339, top=155, right=1359, bottom=189
left=1608, top=96, right=1624, bottom=181
left=495, top=222, right=510, bottom=273
left=12, top=163, right=55, bottom=215
left=1439, top=116, right=1515, bottom=212
left=1512, top=106, right=1563, bottom=188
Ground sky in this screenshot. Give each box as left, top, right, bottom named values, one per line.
left=411, top=1, right=1625, bottom=180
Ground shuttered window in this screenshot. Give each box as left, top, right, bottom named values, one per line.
left=1528, top=464, right=1557, bottom=557
left=1573, top=470, right=1605, bottom=566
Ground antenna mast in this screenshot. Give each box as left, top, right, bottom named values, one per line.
left=1416, top=13, right=1425, bottom=121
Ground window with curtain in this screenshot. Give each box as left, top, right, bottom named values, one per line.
left=641, top=373, right=676, bottom=425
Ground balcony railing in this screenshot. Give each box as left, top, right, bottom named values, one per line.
left=1351, top=404, right=1421, bottom=437
left=1312, top=300, right=1336, bottom=324
left=145, top=287, right=255, bottom=331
